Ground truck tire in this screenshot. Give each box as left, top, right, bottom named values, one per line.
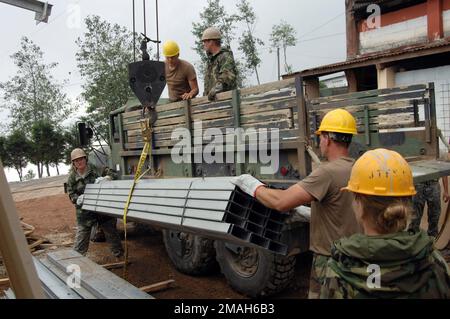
left=162, top=229, right=218, bottom=275
left=215, top=241, right=296, bottom=297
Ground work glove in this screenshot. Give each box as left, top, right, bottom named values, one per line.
left=95, top=176, right=112, bottom=184
left=230, top=174, right=265, bottom=198
left=76, top=194, right=85, bottom=206
left=291, top=205, right=311, bottom=223
left=207, top=82, right=224, bottom=101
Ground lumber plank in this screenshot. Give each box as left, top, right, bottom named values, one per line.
left=139, top=279, right=175, bottom=293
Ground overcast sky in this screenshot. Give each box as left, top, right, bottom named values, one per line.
left=0, top=0, right=347, bottom=181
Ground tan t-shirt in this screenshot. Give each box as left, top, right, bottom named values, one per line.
left=165, top=59, right=197, bottom=102
left=297, top=156, right=361, bottom=256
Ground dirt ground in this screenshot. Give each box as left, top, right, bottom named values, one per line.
left=1, top=180, right=311, bottom=299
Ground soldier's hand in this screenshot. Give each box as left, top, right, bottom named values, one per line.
left=95, top=176, right=111, bottom=184
left=444, top=192, right=450, bottom=203
left=181, top=92, right=194, bottom=100
left=207, top=88, right=217, bottom=101
left=230, top=174, right=265, bottom=198
left=76, top=194, right=85, bottom=206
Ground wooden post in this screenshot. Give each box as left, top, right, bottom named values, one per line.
left=346, top=0, right=359, bottom=59
left=345, top=69, right=358, bottom=92
left=183, top=100, right=194, bottom=177
left=295, top=76, right=312, bottom=178
left=0, top=162, right=45, bottom=298
left=232, top=89, right=244, bottom=175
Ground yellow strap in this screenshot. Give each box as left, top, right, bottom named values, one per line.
left=122, top=142, right=150, bottom=279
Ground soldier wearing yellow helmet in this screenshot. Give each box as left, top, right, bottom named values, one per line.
left=320, top=149, right=450, bottom=298
left=162, top=40, right=199, bottom=102
left=231, top=108, right=361, bottom=299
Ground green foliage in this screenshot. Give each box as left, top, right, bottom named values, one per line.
left=29, top=120, right=66, bottom=178
left=270, top=20, right=297, bottom=74
left=76, top=15, right=141, bottom=140
left=0, top=37, right=72, bottom=132
left=4, top=130, right=31, bottom=181
left=63, top=123, right=83, bottom=165
left=236, top=0, right=264, bottom=85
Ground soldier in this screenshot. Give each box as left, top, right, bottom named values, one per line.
left=163, top=40, right=199, bottom=102
left=231, top=109, right=361, bottom=299
left=409, top=179, right=443, bottom=237
left=201, top=27, right=237, bottom=101
left=320, top=148, right=450, bottom=298
left=67, top=148, right=123, bottom=258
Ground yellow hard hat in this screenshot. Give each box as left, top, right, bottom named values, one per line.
left=343, top=148, right=416, bottom=196
left=162, top=40, right=180, bottom=57
left=71, top=148, right=87, bottom=162
left=315, top=108, right=357, bottom=135
left=202, top=27, right=221, bottom=41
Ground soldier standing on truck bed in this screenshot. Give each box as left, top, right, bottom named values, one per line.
left=231, top=109, right=362, bottom=299
left=320, top=149, right=450, bottom=298
left=67, top=148, right=124, bottom=258
left=202, top=27, right=238, bottom=101
left=163, top=40, right=199, bottom=102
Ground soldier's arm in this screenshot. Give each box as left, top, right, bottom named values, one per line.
left=102, top=166, right=118, bottom=180
left=67, top=175, right=79, bottom=205
left=216, top=53, right=237, bottom=91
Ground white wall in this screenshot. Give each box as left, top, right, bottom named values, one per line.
left=395, top=65, right=450, bottom=157
left=444, top=10, right=450, bottom=37
left=359, top=16, right=428, bottom=55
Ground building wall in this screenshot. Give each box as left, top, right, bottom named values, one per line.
left=444, top=9, right=450, bottom=37
left=395, top=65, right=450, bottom=157
left=360, top=15, right=428, bottom=55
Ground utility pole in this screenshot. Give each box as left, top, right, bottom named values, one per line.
left=277, top=47, right=281, bottom=80
left=155, top=0, right=160, bottom=61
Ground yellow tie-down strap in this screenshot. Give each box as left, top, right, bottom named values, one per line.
left=122, top=141, right=151, bottom=278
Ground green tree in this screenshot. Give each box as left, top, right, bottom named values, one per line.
left=0, top=135, right=12, bottom=168
left=76, top=15, right=141, bottom=140
left=4, top=130, right=31, bottom=181
left=236, top=0, right=264, bottom=85
left=270, top=20, right=297, bottom=75
left=192, top=0, right=246, bottom=86
left=63, top=123, right=83, bottom=166
left=0, top=37, right=72, bottom=132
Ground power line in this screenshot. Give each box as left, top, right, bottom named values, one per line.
left=297, top=12, right=345, bottom=39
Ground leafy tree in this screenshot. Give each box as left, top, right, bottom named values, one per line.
left=0, top=135, right=12, bottom=168
left=4, top=130, right=31, bottom=181
left=236, top=0, right=264, bottom=85
left=76, top=15, right=142, bottom=140
left=63, top=123, right=83, bottom=166
left=0, top=37, right=72, bottom=132
left=29, top=120, right=66, bottom=178
left=270, top=20, right=297, bottom=74
left=192, top=0, right=246, bottom=87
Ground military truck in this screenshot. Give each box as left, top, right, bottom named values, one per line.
left=80, top=68, right=450, bottom=297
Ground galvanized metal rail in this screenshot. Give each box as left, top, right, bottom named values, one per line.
left=82, top=177, right=297, bottom=254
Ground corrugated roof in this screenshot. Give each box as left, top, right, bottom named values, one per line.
left=291, top=40, right=450, bottom=77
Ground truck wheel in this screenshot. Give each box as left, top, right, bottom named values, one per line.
left=215, top=241, right=296, bottom=297
left=162, top=229, right=218, bottom=275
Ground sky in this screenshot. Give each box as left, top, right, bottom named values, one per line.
left=0, top=0, right=347, bottom=181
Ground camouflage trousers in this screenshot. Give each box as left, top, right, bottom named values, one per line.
left=410, top=181, right=441, bottom=237
left=308, top=253, right=329, bottom=299
left=73, top=209, right=123, bottom=257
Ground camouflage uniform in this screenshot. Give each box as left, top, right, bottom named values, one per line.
left=67, top=163, right=123, bottom=257
left=204, top=47, right=237, bottom=98
left=320, top=231, right=450, bottom=299
left=308, top=254, right=329, bottom=299
left=410, top=180, right=441, bottom=237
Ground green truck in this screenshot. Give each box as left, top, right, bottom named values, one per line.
left=81, top=69, right=450, bottom=297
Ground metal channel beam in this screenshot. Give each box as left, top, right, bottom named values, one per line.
left=33, top=258, right=81, bottom=299
left=0, top=0, right=52, bottom=23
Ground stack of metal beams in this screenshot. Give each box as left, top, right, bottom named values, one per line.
left=82, top=177, right=293, bottom=254
left=3, top=250, right=153, bottom=299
